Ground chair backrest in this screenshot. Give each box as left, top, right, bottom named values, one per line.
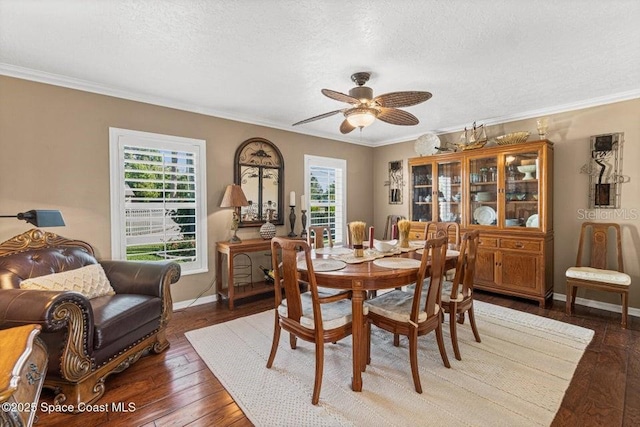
left=575, top=222, right=624, bottom=272
left=271, top=237, right=322, bottom=328
left=449, top=230, right=480, bottom=299
left=307, top=226, right=333, bottom=249
left=0, top=229, right=96, bottom=289
left=411, top=236, right=448, bottom=321
left=425, top=221, right=461, bottom=249
left=383, top=215, right=406, bottom=240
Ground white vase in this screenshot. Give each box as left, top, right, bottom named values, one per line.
left=260, top=220, right=276, bottom=240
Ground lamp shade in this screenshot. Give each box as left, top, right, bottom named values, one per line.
left=0, top=209, right=65, bottom=227
left=345, top=107, right=378, bottom=128
left=220, top=184, right=249, bottom=208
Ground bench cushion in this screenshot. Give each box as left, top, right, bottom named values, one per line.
left=566, top=267, right=631, bottom=286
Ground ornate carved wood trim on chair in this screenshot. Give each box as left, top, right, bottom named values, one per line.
left=565, top=222, right=631, bottom=328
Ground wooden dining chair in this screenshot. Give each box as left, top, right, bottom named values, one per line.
left=566, top=222, right=631, bottom=328
left=364, top=236, right=450, bottom=393
left=307, top=226, right=333, bottom=249
left=424, top=221, right=461, bottom=249
left=439, top=230, right=481, bottom=360
left=425, top=221, right=461, bottom=280
left=266, top=237, right=357, bottom=404
left=383, top=215, right=406, bottom=240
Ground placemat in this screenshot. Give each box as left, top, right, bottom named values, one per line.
left=313, top=246, right=353, bottom=255
left=372, top=258, right=421, bottom=269
left=416, top=249, right=461, bottom=257
left=296, top=258, right=347, bottom=272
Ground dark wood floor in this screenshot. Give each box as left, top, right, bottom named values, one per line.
left=35, top=291, right=639, bottom=427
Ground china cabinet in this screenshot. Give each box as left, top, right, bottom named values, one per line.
left=409, top=140, right=554, bottom=306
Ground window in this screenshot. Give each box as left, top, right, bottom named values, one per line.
left=109, top=128, right=207, bottom=275
left=304, top=155, right=347, bottom=244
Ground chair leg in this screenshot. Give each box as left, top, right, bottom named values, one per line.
left=266, top=315, right=281, bottom=368
left=312, top=340, right=324, bottom=405
left=457, top=312, right=466, bottom=325
left=362, top=319, right=369, bottom=371
left=408, top=328, right=422, bottom=394
left=449, top=309, right=461, bottom=361
left=565, top=283, right=574, bottom=315
left=621, top=291, right=629, bottom=329
left=366, top=321, right=371, bottom=365
left=435, top=319, right=451, bottom=369
left=393, top=333, right=400, bottom=347
left=289, top=333, right=297, bottom=349
left=468, top=304, right=482, bottom=343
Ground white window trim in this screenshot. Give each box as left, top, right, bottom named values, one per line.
left=304, top=154, right=347, bottom=245
left=109, top=127, right=208, bottom=275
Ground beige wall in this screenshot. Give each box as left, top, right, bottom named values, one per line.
left=2, top=75, right=638, bottom=310
left=373, top=98, right=640, bottom=309
left=0, top=76, right=374, bottom=303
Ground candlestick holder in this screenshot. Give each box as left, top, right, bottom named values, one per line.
left=288, top=206, right=297, bottom=237
left=300, top=210, right=307, bottom=239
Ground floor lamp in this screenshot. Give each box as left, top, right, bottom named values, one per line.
left=0, top=209, right=65, bottom=227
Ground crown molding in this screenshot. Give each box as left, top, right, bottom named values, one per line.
left=2, top=63, right=639, bottom=149
left=372, top=88, right=640, bottom=147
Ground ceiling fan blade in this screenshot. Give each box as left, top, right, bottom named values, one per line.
left=339, top=119, right=356, bottom=134
left=322, top=89, right=360, bottom=105
left=292, top=109, right=344, bottom=126
left=377, top=107, right=419, bottom=126
left=374, top=91, right=432, bottom=108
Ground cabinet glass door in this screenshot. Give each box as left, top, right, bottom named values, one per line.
left=435, top=160, right=462, bottom=223
left=468, top=155, right=498, bottom=227
left=411, top=164, right=433, bottom=222
left=504, top=151, right=540, bottom=228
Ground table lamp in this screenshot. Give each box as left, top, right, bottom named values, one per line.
left=0, top=209, right=65, bottom=227
left=220, top=184, right=249, bottom=243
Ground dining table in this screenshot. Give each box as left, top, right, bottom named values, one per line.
left=297, top=244, right=458, bottom=392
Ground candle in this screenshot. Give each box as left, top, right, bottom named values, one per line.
left=301, top=194, right=306, bottom=210
left=368, top=226, right=374, bottom=248
left=289, top=191, right=296, bottom=206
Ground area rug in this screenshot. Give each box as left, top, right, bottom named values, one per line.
left=185, top=301, right=594, bottom=426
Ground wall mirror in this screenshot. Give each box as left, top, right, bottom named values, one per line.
left=234, top=137, right=284, bottom=227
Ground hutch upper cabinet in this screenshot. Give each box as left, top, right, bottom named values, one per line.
left=409, top=140, right=554, bottom=306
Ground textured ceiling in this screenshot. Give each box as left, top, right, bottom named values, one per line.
left=1, top=0, right=639, bottom=146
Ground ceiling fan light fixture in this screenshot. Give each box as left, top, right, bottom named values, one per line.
left=345, top=107, right=378, bottom=128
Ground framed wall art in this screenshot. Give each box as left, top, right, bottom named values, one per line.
left=582, top=133, right=625, bottom=209
left=388, top=160, right=403, bottom=204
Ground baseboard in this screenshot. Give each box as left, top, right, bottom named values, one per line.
left=553, top=293, right=639, bottom=318
left=173, top=294, right=218, bottom=311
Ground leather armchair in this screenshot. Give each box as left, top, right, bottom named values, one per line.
left=0, top=229, right=181, bottom=408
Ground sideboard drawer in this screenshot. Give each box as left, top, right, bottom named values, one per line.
left=478, top=237, right=498, bottom=248
left=500, top=238, right=542, bottom=252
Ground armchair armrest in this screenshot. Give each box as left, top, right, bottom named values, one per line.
left=99, top=260, right=181, bottom=297
left=0, top=288, right=93, bottom=333
left=0, top=288, right=96, bottom=381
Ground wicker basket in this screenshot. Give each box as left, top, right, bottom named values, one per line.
left=495, top=131, right=530, bottom=146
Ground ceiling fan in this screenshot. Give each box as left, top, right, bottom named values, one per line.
left=292, top=72, right=432, bottom=134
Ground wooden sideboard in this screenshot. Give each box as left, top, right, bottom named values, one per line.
left=0, top=325, right=47, bottom=427
left=216, top=238, right=276, bottom=310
